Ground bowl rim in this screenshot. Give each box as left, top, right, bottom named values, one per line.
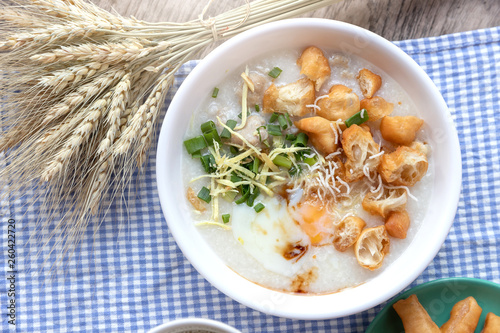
left=148, top=318, right=241, bottom=333
left=156, top=18, right=462, bottom=320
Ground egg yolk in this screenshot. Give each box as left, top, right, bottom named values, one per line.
left=295, top=203, right=333, bottom=245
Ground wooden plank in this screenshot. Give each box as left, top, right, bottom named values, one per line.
left=94, top=0, right=499, bottom=57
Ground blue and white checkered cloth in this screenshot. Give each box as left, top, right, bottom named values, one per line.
left=2, top=26, right=499, bottom=332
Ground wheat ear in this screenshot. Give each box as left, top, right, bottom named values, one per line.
left=0, top=21, right=117, bottom=51
left=0, top=8, right=44, bottom=28
left=42, top=69, right=125, bottom=124
left=37, top=62, right=110, bottom=93
left=42, top=95, right=109, bottom=182
left=113, top=73, right=169, bottom=156
left=29, top=39, right=169, bottom=65
left=136, top=75, right=173, bottom=167
left=87, top=155, right=113, bottom=215
left=97, top=73, right=131, bottom=156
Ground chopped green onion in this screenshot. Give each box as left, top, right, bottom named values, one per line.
left=222, top=191, right=238, bottom=202
left=220, top=119, right=237, bottom=139
left=247, top=187, right=260, bottom=207
left=255, top=104, right=260, bottom=112
left=284, top=112, right=292, bottom=126
left=222, top=214, right=230, bottom=224
left=293, top=132, right=308, bottom=147
left=278, top=114, right=288, bottom=130
left=235, top=190, right=250, bottom=205
left=197, top=187, right=211, bottom=203
left=230, top=146, right=239, bottom=155
left=200, top=154, right=216, bottom=173
left=203, top=128, right=221, bottom=145
left=345, top=109, right=369, bottom=127
left=268, top=67, right=282, bottom=79
left=240, top=184, right=250, bottom=193
left=304, top=156, right=318, bottom=166
left=254, top=203, right=265, bottom=213
left=273, top=154, right=292, bottom=169
left=285, top=134, right=297, bottom=141
left=294, top=148, right=310, bottom=161
left=231, top=173, right=242, bottom=183
left=256, top=125, right=266, bottom=142
left=251, top=158, right=261, bottom=174
left=200, top=120, right=216, bottom=134
left=212, top=87, right=219, bottom=98
left=184, top=136, right=207, bottom=155
left=262, top=139, right=270, bottom=148
left=226, top=119, right=237, bottom=129
left=269, top=112, right=279, bottom=123
left=267, top=124, right=282, bottom=136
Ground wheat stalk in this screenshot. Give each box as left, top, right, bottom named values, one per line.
left=42, top=94, right=109, bottom=182
left=0, top=0, right=341, bottom=266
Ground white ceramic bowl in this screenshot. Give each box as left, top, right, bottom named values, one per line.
left=156, top=18, right=461, bottom=320
left=148, top=318, right=241, bottom=333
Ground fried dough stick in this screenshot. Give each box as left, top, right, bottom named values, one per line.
left=393, top=294, right=440, bottom=333
left=481, top=312, right=500, bottom=333
left=441, top=296, right=482, bottom=333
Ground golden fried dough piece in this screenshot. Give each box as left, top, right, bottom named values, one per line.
left=378, top=146, right=428, bottom=187
left=333, top=216, right=366, bottom=252
left=342, top=124, right=381, bottom=182
left=380, top=116, right=424, bottom=145
left=410, top=141, right=431, bottom=156
left=295, top=116, right=338, bottom=155
left=393, top=294, right=440, bottom=333
left=482, top=312, right=500, bottom=333
left=263, top=78, right=315, bottom=116
left=297, top=46, right=331, bottom=91
left=328, top=154, right=347, bottom=183
left=360, top=123, right=371, bottom=134
left=360, top=96, right=394, bottom=122
left=357, top=68, right=382, bottom=98
left=354, top=225, right=390, bottom=270
left=317, top=84, right=360, bottom=121
left=385, top=210, right=410, bottom=239
left=362, top=188, right=407, bottom=218
left=441, top=296, right=482, bottom=333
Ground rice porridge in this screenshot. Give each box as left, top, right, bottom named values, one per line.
left=181, top=46, right=433, bottom=294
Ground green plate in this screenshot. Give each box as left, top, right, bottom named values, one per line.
left=366, top=277, right=500, bottom=333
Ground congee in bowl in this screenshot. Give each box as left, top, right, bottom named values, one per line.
left=182, top=46, right=432, bottom=294
left=156, top=19, right=461, bottom=319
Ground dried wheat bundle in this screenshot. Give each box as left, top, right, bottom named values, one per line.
left=0, top=0, right=339, bottom=264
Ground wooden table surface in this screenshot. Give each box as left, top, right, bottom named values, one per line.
left=94, top=0, right=499, bottom=57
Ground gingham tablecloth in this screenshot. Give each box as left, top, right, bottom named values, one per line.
left=2, top=26, right=500, bottom=332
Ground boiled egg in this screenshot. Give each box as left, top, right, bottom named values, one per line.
left=288, top=202, right=335, bottom=245
left=231, top=196, right=311, bottom=277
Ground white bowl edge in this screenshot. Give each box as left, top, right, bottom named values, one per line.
left=148, top=318, right=241, bottom=333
